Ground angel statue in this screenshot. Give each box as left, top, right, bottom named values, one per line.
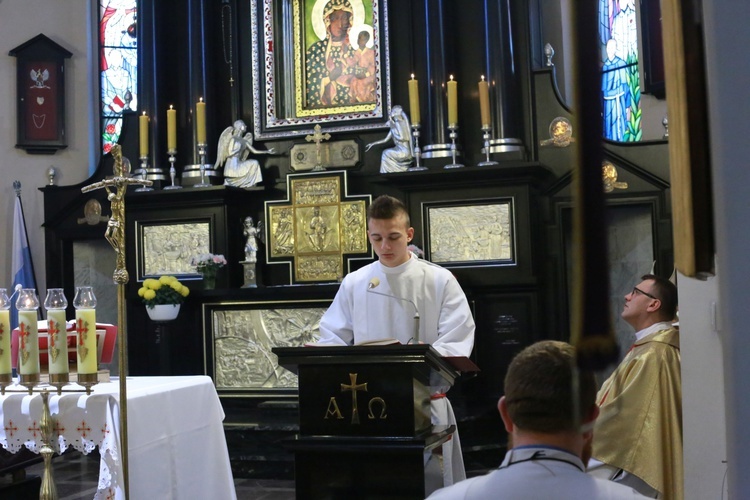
left=215, top=120, right=276, bottom=189
left=365, top=105, right=414, bottom=173
left=243, top=216, right=265, bottom=264
left=241, top=216, right=265, bottom=288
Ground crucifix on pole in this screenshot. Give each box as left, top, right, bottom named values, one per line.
left=81, top=144, right=152, bottom=499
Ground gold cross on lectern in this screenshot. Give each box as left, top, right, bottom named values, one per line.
left=305, top=124, right=331, bottom=171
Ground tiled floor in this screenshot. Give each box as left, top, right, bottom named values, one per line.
left=19, top=450, right=295, bottom=500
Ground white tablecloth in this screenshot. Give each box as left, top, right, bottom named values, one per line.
left=0, top=376, right=237, bottom=500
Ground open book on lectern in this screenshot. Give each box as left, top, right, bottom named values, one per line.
left=303, top=338, right=481, bottom=372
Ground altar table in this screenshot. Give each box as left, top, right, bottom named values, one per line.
left=0, top=376, right=237, bottom=499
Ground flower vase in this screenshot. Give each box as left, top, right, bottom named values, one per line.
left=147, top=303, right=181, bottom=322
left=201, top=270, right=217, bottom=290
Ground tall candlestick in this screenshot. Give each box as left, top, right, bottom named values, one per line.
left=74, top=286, right=98, bottom=375
left=447, top=75, right=458, bottom=126
left=139, top=112, right=150, bottom=157
left=408, top=74, right=420, bottom=126
left=478, top=75, right=491, bottom=128
left=167, top=105, right=177, bottom=151
left=196, top=98, right=207, bottom=144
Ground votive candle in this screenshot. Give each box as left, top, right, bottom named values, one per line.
left=47, top=309, right=69, bottom=375
left=18, top=310, right=40, bottom=376
left=75, top=308, right=97, bottom=374
left=0, top=309, right=10, bottom=376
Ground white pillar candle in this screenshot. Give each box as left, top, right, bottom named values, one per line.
left=18, top=310, right=40, bottom=375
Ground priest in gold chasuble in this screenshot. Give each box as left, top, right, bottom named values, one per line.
left=590, top=274, right=683, bottom=500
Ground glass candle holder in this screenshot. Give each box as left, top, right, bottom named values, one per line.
left=44, top=288, right=69, bottom=379
left=0, top=289, right=12, bottom=382
left=73, top=286, right=98, bottom=377
left=17, top=288, right=41, bottom=383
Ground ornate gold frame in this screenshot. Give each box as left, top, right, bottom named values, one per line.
left=251, top=0, right=392, bottom=139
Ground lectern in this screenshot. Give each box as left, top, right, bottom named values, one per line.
left=274, top=344, right=464, bottom=499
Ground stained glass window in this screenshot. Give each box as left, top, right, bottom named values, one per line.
left=599, top=0, right=642, bottom=141
left=99, top=0, right=138, bottom=154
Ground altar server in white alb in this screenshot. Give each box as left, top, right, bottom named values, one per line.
left=317, top=194, right=476, bottom=489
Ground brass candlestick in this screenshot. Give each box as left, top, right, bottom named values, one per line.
left=477, top=126, right=499, bottom=167
left=408, top=124, right=427, bottom=171
left=444, top=125, right=464, bottom=169
left=82, top=143, right=150, bottom=500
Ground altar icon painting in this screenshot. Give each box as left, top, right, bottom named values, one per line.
left=294, top=0, right=381, bottom=117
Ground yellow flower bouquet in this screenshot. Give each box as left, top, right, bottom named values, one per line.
left=138, top=276, right=190, bottom=309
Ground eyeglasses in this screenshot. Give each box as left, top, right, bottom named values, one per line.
left=632, top=286, right=658, bottom=300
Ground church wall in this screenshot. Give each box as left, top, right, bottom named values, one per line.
left=0, top=0, right=93, bottom=294
left=678, top=271, right=727, bottom=499
left=702, top=1, right=750, bottom=497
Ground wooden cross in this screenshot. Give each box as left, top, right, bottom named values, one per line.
left=341, top=373, right=368, bottom=424
left=305, top=125, right=331, bottom=171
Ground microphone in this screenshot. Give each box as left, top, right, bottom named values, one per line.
left=366, top=278, right=420, bottom=343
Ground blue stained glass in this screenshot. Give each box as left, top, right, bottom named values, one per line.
left=99, top=0, right=138, bottom=153
left=599, top=0, right=641, bottom=142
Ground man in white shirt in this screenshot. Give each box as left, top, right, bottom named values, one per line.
left=317, top=194, right=475, bottom=489
left=428, top=341, right=648, bottom=499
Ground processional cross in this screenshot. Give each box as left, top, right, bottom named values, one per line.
left=81, top=144, right=151, bottom=499
left=305, top=124, right=331, bottom=171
